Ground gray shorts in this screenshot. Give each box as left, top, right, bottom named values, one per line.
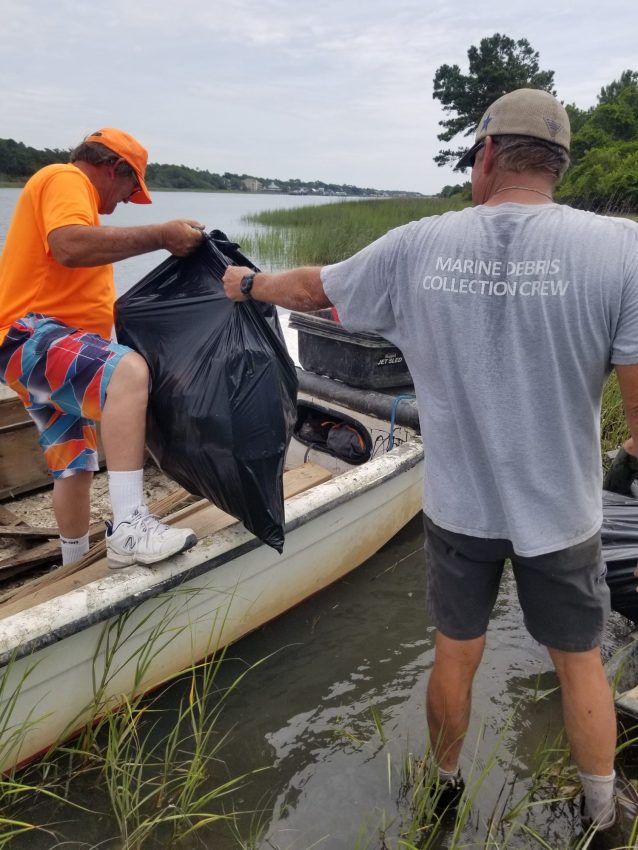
left=423, top=513, right=610, bottom=652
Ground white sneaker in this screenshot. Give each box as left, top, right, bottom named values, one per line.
left=106, top=506, right=198, bottom=569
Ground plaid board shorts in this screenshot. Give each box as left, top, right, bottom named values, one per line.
left=0, top=314, right=132, bottom=478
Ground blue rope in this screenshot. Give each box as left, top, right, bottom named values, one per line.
left=388, top=394, right=416, bottom=449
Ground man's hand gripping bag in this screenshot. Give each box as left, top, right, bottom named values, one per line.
left=114, top=231, right=298, bottom=552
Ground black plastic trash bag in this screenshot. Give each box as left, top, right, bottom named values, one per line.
left=603, top=446, right=638, bottom=496
left=114, top=230, right=298, bottom=552
left=602, top=475, right=638, bottom=624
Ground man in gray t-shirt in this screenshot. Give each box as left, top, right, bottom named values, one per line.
left=224, top=88, right=638, bottom=843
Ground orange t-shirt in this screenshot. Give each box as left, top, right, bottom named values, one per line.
left=0, top=164, right=115, bottom=343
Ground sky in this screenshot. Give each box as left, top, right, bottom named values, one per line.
left=1, top=0, right=637, bottom=195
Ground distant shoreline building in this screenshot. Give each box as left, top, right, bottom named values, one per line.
left=242, top=177, right=262, bottom=192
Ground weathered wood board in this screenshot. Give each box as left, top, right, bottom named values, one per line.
left=0, top=397, right=105, bottom=498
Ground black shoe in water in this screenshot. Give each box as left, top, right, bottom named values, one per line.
left=410, top=771, right=466, bottom=850
left=433, top=771, right=466, bottom=816
left=580, top=770, right=638, bottom=849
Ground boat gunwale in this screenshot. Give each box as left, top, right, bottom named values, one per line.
left=0, top=438, right=423, bottom=668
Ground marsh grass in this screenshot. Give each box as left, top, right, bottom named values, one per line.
left=398, top=713, right=528, bottom=850
left=0, top=649, right=273, bottom=849
left=602, top=371, right=629, bottom=459
left=362, top=721, right=636, bottom=850
left=68, top=594, right=195, bottom=757
left=0, top=586, right=281, bottom=850
left=0, top=653, right=46, bottom=777
left=322, top=689, right=638, bottom=850
left=235, top=197, right=467, bottom=268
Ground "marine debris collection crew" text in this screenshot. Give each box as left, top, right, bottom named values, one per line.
left=422, top=256, right=569, bottom=297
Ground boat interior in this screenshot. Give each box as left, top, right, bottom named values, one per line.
left=0, top=459, right=334, bottom=619
left=0, top=378, right=419, bottom=619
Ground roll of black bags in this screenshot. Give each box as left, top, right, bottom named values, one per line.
left=602, top=448, right=638, bottom=623
left=114, top=230, right=298, bottom=552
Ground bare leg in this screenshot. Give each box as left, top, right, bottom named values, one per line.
left=547, top=646, right=616, bottom=775
left=426, top=631, right=486, bottom=770
left=44, top=354, right=149, bottom=551
left=52, top=471, right=93, bottom=538
left=100, top=352, right=149, bottom=470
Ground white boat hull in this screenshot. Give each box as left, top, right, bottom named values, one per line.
left=0, top=438, right=423, bottom=771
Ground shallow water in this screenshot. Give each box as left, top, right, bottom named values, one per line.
left=0, top=187, right=344, bottom=294
left=10, top=517, right=636, bottom=850
left=195, top=518, right=633, bottom=849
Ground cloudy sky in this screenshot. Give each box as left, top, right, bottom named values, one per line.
left=2, top=0, right=636, bottom=194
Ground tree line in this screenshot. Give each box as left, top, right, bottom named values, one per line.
left=0, top=139, right=400, bottom=198
left=433, top=34, right=638, bottom=213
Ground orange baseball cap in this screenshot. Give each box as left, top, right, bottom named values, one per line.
left=84, top=127, right=152, bottom=204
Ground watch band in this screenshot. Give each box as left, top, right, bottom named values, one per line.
left=240, top=272, right=256, bottom=298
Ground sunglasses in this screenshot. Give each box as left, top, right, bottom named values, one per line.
left=467, top=141, right=486, bottom=168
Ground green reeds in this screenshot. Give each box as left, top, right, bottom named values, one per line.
left=0, top=651, right=271, bottom=850
left=0, top=584, right=278, bottom=849
left=93, top=683, right=250, bottom=849
left=234, top=197, right=467, bottom=268
left=101, top=646, right=276, bottom=847
left=602, top=371, right=629, bottom=458
left=0, top=652, right=47, bottom=776
left=2, top=649, right=635, bottom=849
left=348, top=698, right=630, bottom=850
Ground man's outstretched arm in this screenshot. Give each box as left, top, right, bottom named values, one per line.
left=48, top=220, right=204, bottom=267
left=223, top=265, right=331, bottom=312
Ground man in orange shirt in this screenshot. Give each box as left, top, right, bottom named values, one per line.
left=0, top=128, right=202, bottom=568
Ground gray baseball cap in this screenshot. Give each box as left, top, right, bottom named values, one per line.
left=456, top=88, right=571, bottom=169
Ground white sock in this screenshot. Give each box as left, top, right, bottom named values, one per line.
left=438, top=765, right=461, bottom=783
left=579, top=770, right=616, bottom=828
left=108, top=469, right=144, bottom=527
left=60, top=533, right=90, bottom=565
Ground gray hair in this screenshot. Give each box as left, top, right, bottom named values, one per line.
left=69, top=141, right=136, bottom=179
left=492, top=135, right=570, bottom=181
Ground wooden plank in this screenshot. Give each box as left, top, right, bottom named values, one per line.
left=0, top=398, right=106, bottom=498
left=0, top=425, right=51, bottom=499
left=0, top=522, right=106, bottom=574
left=0, top=487, right=197, bottom=603
left=0, top=386, right=17, bottom=402
left=0, top=462, right=332, bottom=617
left=0, top=506, right=24, bottom=526
left=0, top=397, right=29, bottom=430
left=168, top=461, right=332, bottom=539
left=0, top=526, right=59, bottom=539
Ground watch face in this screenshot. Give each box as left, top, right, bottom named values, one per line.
left=240, top=274, right=254, bottom=296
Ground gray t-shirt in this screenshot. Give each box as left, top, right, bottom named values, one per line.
left=321, top=203, right=638, bottom=556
